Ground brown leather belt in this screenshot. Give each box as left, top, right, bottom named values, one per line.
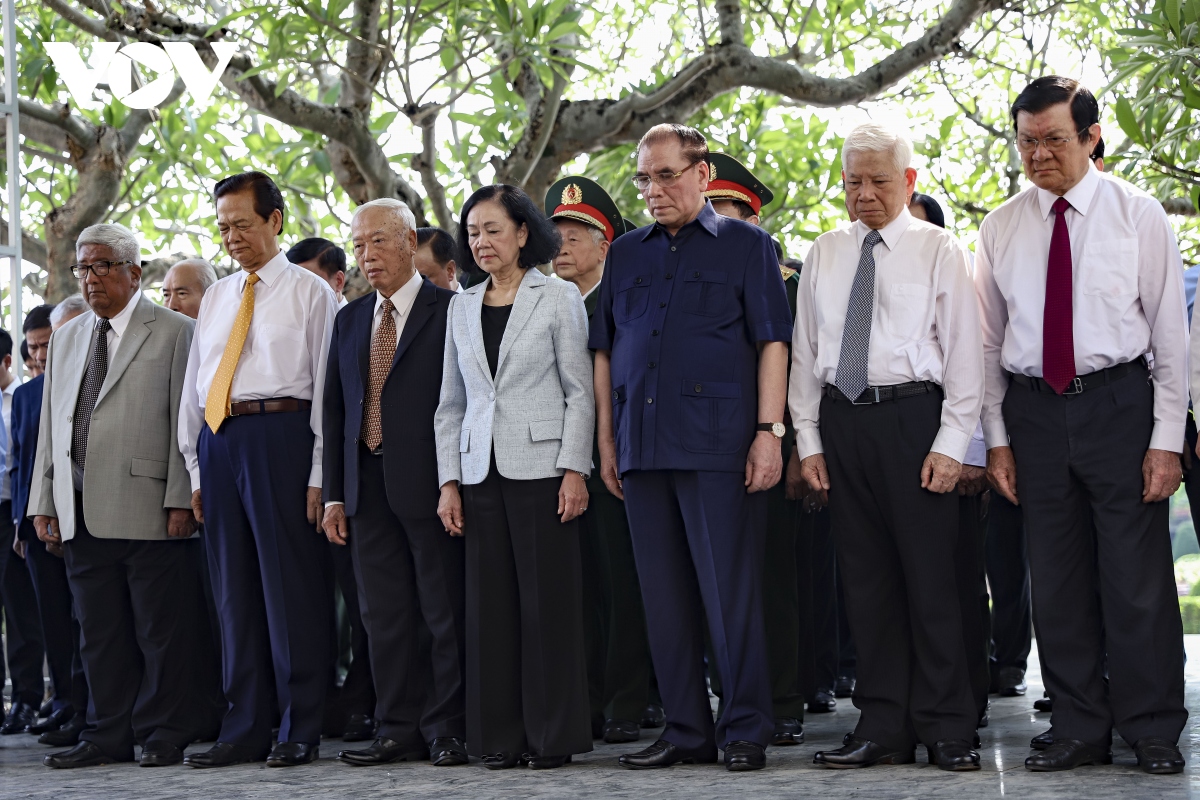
left=228, top=397, right=312, bottom=416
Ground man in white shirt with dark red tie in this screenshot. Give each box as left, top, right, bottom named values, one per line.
left=791, top=121, right=984, bottom=773
left=976, top=76, right=1188, bottom=775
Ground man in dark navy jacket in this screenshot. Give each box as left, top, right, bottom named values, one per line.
left=590, top=124, right=793, bottom=772
left=322, top=198, right=467, bottom=767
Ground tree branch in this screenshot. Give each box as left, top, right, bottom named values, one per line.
left=44, top=0, right=117, bottom=40
left=17, top=99, right=95, bottom=147
left=414, top=113, right=452, bottom=230
left=716, top=0, right=744, bottom=45
left=0, top=220, right=49, bottom=269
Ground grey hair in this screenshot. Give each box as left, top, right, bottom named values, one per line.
left=170, top=258, right=219, bottom=290
left=351, top=198, right=417, bottom=233
left=75, top=223, right=142, bottom=266
left=49, top=293, right=90, bottom=327
left=842, top=122, right=914, bottom=175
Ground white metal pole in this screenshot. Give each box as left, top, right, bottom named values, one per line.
left=3, top=0, right=22, bottom=377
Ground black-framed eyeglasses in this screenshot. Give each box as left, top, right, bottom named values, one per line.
left=1015, top=128, right=1092, bottom=154
left=70, top=260, right=132, bottom=278
left=632, top=160, right=703, bottom=193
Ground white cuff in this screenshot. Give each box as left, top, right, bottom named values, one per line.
left=930, top=426, right=970, bottom=464
left=1149, top=421, right=1186, bottom=454
left=795, top=427, right=825, bottom=461
left=308, top=465, right=322, bottom=489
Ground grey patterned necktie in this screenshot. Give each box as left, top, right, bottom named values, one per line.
left=72, top=318, right=111, bottom=470
left=834, top=229, right=883, bottom=401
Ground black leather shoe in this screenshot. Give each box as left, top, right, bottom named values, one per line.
left=814, top=737, right=915, bottom=769
left=429, top=737, right=468, bottom=766
left=39, top=714, right=85, bottom=747
left=929, top=739, right=980, bottom=771
left=528, top=753, right=571, bottom=769
left=1024, top=739, right=1112, bottom=771
left=1134, top=737, right=1185, bottom=774
left=39, top=699, right=54, bottom=718
left=807, top=689, right=836, bottom=714
left=1033, top=695, right=1052, bottom=713
left=603, top=719, right=641, bottom=744
left=619, top=739, right=718, bottom=769
left=338, top=737, right=426, bottom=766
left=724, top=740, right=766, bottom=771
left=591, top=715, right=605, bottom=739
left=1030, top=728, right=1054, bottom=750
left=140, top=740, right=183, bottom=767
left=267, top=741, right=318, bottom=767
left=640, top=704, right=666, bottom=728
left=482, top=752, right=527, bottom=770
left=184, top=741, right=270, bottom=768
left=45, top=741, right=125, bottom=769
left=832, top=673, right=856, bottom=698
left=771, top=718, right=804, bottom=746
left=27, top=706, right=75, bottom=735
left=341, top=714, right=377, bottom=742
left=996, top=666, right=1027, bottom=697
left=2, top=702, right=37, bottom=735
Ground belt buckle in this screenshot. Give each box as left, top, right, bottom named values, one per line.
left=1062, top=377, right=1084, bottom=396
left=848, top=387, right=881, bottom=406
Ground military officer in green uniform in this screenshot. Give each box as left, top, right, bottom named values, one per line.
left=545, top=176, right=660, bottom=744
left=704, top=153, right=806, bottom=746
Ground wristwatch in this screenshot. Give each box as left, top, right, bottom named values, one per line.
left=757, top=422, right=786, bottom=439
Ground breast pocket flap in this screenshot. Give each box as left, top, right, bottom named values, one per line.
left=459, top=428, right=471, bottom=453
left=681, top=379, right=741, bottom=398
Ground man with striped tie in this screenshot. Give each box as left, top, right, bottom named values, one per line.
left=178, top=172, right=338, bottom=768
left=789, top=122, right=984, bottom=771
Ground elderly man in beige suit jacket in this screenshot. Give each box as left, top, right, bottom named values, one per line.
left=30, top=223, right=203, bottom=770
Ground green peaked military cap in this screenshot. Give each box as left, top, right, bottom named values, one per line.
left=704, top=152, right=775, bottom=214
left=545, top=176, right=626, bottom=243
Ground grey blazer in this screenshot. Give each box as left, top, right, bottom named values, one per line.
left=29, top=294, right=195, bottom=542
left=435, top=268, right=594, bottom=486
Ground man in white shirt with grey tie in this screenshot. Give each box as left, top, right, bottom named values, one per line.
left=790, top=121, right=984, bottom=772
left=977, top=77, right=1188, bottom=775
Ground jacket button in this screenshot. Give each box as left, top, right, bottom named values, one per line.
left=648, top=362, right=656, bottom=368
left=489, top=392, right=495, bottom=401
left=646, top=398, right=654, bottom=404
left=694, top=384, right=702, bottom=392
left=613, top=391, right=619, bottom=400
left=670, top=246, right=676, bottom=252
left=693, top=271, right=700, bottom=278
left=665, top=273, right=673, bottom=279
left=659, top=302, right=666, bottom=308
left=651, top=330, right=659, bottom=336
left=635, top=277, right=643, bottom=284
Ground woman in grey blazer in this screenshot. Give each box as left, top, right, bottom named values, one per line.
left=434, top=185, right=595, bottom=769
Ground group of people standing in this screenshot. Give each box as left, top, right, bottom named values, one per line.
left=0, top=72, right=1190, bottom=778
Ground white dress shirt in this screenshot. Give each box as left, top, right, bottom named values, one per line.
left=975, top=165, right=1188, bottom=453
left=789, top=207, right=984, bottom=463
left=338, top=295, right=349, bottom=310
left=178, top=250, right=338, bottom=490
left=0, top=377, right=19, bottom=502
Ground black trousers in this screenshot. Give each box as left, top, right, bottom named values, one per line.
left=820, top=390, right=976, bottom=749
left=984, top=493, right=1032, bottom=675
left=1005, top=368, right=1186, bottom=746
left=63, top=494, right=199, bottom=757
left=328, top=538, right=375, bottom=720
left=349, top=449, right=466, bottom=745
left=797, top=506, right=838, bottom=698
left=23, top=519, right=87, bottom=715
left=580, top=488, right=653, bottom=724
left=461, top=465, right=591, bottom=758
left=762, top=480, right=804, bottom=721
left=956, top=493, right=991, bottom=719
left=0, top=503, right=46, bottom=707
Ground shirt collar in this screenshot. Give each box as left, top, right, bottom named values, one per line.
left=242, top=249, right=289, bottom=289
left=100, top=291, right=142, bottom=338
left=2, top=378, right=19, bottom=398
left=1037, top=163, right=1100, bottom=220
left=854, top=206, right=913, bottom=251
left=641, top=200, right=720, bottom=241
left=375, top=270, right=423, bottom=316
left=580, top=280, right=601, bottom=302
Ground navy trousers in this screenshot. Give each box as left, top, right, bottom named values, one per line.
left=23, top=518, right=87, bottom=715
left=0, top=504, right=46, bottom=708
left=199, top=411, right=330, bottom=748
left=622, top=469, right=773, bottom=752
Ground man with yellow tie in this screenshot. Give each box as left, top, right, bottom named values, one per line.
left=177, top=172, right=338, bottom=769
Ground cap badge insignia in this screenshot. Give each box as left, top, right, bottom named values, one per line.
left=562, top=184, right=584, bottom=205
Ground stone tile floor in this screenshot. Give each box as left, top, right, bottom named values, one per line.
left=3, top=638, right=1199, bottom=798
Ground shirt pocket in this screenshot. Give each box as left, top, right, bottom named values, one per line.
left=681, top=270, right=730, bottom=317
left=1081, top=238, right=1139, bottom=301
left=252, top=322, right=307, bottom=379
left=679, top=379, right=743, bottom=455
left=882, top=283, right=932, bottom=341
left=613, top=274, right=652, bottom=323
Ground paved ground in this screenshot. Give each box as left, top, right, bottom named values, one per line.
left=2, top=639, right=1199, bottom=799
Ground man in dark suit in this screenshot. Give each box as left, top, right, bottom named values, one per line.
left=322, top=198, right=467, bottom=767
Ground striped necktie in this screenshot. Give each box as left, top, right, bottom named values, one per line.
left=834, top=229, right=883, bottom=401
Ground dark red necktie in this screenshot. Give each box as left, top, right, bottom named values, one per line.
left=1042, top=197, right=1076, bottom=394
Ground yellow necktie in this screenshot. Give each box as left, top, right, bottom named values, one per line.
left=205, top=272, right=261, bottom=433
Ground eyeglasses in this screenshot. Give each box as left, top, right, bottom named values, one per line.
left=70, top=260, right=132, bottom=278
left=1016, top=129, right=1090, bottom=154
left=632, top=160, right=702, bottom=193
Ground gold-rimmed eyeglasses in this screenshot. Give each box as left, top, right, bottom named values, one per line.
left=1015, top=129, right=1091, bottom=154
left=631, top=160, right=703, bottom=193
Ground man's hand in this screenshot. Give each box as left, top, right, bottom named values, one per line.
left=957, top=465, right=988, bottom=497
left=306, top=487, right=322, bottom=531
left=438, top=482, right=464, bottom=536
left=921, top=452, right=962, bottom=494
left=745, top=432, right=783, bottom=493
left=800, top=453, right=831, bottom=497
left=1143, top=448, right=1183, bottom=504
left=12, top=536, right=25, bottom=559
left=323, top=504, right=348, bottom=545
left=33, top=515, right=60, bottom=546
left=167, top=508, right=197, bottom=538
left=986, top=446, right=1019, bottom=505
left=784, top=448, right=806, bottom=501
left=191, top=489, right=204, bottom=524
left=598, top=436, right=624, bottom=500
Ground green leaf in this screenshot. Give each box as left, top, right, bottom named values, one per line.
left=1114, top=96, right=1143, bottom=144
left=1166, top=0, right=1182, bottom=33
left=321, top=82, right=342, bottom=106
left=1192, top=185, right=1200, bottom=213
left=205, top=5, right=270, bottom=37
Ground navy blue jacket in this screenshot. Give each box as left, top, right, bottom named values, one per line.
left=10, top=374, right=44, bottom=530
left=589, top=202, right=792, bottom=474
left=323, top=278, right=454, bottom=518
